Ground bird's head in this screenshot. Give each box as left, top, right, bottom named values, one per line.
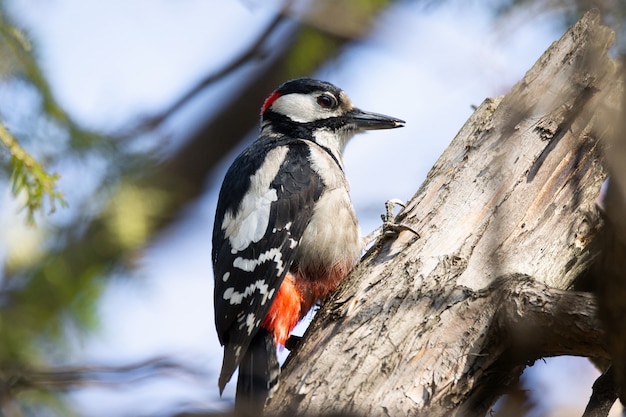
left=260, top=78, right=405, bottom=153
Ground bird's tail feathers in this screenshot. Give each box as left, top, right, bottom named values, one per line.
left=234, top=328, right=279, bottom=416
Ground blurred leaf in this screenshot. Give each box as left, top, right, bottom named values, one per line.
left=286, top=28, right=339, bottom=76
left=104, top=182, right=172, bottom=252
left=304, top=0, right=391, bottom=39
left=0, top=122, right=66, bottom=225
left=285, top=0, right=392, bottom=76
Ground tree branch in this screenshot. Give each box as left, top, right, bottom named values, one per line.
left=460, top=275, right=607, bottom=417
left=493, top=274, right=608, bottom=360
left=582, top=366, right=618, bottom=417
left=267, top=12, right=614, bottom=416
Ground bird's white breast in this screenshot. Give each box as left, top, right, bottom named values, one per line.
left=297, top=142, right=362, bottom=271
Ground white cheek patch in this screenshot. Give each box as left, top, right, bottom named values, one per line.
left=221, top=146, right=289, bottom=252
left=271, top=93, right=343, bottom=123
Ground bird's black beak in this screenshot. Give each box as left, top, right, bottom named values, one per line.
left=349, top=108, right=405, bottom=130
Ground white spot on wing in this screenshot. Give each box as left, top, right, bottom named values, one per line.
left=222, top=146, right=289, bottom=252
left=222, top=272, right=230, bottom=282
left=233, top=248, right=285, bottom=275
left=223, top=278, right=274, bottom=306
left=245, top=313, right=256, bottom=335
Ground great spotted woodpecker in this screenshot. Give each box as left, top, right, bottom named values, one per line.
left=212, top=78, right=404, bottom=413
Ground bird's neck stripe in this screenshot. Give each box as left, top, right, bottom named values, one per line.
left=306, top=139, right=344, bottom=173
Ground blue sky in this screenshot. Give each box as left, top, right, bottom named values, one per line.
left=2, top=1, right=612, bottom=416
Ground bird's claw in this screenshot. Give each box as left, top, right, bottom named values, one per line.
left=381, top=199, right=420, bottom=238
left=285, top=335, right=302, bottom=351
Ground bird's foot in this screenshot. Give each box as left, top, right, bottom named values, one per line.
left=285, top=335, right=302, bottom=351
left=381, top=199, right=420, bottom=238
left=363, top=199, right=419, bottom=247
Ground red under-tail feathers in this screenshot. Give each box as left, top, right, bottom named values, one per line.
left=261, top=262, right=352, bottom=345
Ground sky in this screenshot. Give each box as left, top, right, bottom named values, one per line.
left=1, top=0, right=616, bottom=416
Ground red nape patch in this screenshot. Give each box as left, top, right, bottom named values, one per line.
left=262, top=273, right=302, bottom=346
left=260, top=90, right=281, bottom=115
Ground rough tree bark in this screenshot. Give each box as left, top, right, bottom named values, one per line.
left=266, top=11, right=620, bottom=417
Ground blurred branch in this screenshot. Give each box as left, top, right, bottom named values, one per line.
left=0, top=8, right=102, bottom=148
left=3, top=356, right=202, bottom=391
left=117, top=0, right=390, bottom=142
left=300, top=0, right=392, bottom=40
left=117, top=0, right=296, bottom=140
left=582, top=366, right=618, bottom=417
left=0, top=11, right=67, bottom=125
left=592, top=55, right=626, bottom=403
left=0, top=357, right=204, bottom=417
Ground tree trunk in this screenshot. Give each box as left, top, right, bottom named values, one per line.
left=266, top=10, right=619, bottom=417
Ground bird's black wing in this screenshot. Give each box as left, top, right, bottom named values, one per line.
left=212, top=138, right=324, bottom=390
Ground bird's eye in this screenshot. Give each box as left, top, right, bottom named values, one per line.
left=317, top=94, right=337, bottom=109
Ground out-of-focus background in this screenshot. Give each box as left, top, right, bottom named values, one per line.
left=0, top=1, right=622, bottom=416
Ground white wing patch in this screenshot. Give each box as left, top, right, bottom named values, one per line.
left=233, top=248, right=285, bottom=275
left=221, top=146, right=289, bottom=252
left=245, top=314, right=256, bottom=335
left=223, top=279, right=272, bottom=306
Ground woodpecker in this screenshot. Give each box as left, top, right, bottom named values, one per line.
left=212, top=78, right=404, bottom=414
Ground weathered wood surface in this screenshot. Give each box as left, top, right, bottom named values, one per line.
left=266, top=11, right=619, bottom=417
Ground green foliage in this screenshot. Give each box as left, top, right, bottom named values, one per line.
left=1, top=123, right=66, bottom=224
left=0, top=7, right=131, bottom=415
left=286, top=0, right=392, bottom=77
left=0, top=10, right=69, bottom=224
left=287, top=28, right=338, bottom=76
left=0, top=9, right=71, bottom=132
left=0, top=9, right=185, bottom=414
